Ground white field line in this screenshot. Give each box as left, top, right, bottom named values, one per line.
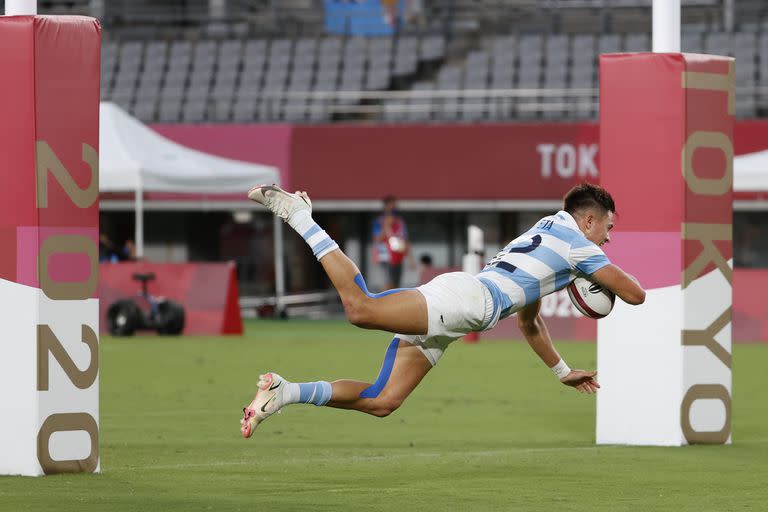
left=109, top=439, right=768, bottom=473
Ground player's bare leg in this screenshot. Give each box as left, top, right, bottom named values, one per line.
left=240, top=337, right=433, bottom=437
left=325, top=340, right=432, bottom=417
left=248, top=184, right=428, bottom=335
left=318, top=249, right=427, bottom=334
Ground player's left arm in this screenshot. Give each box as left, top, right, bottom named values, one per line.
left=571, top=241, right=645, bottom=306
left=590, top=264, right=646, bottom=305
left=517, top=300, right=600, bottom=394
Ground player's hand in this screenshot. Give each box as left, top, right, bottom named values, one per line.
left=560, top=370, right=600, bottom=394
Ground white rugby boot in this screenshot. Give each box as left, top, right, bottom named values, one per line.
left=240, top=372, right=286, bottom=438
left=247, top=184, right=312, bottom=222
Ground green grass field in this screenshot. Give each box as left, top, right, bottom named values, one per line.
left=1, top=320, right=766, bottom=511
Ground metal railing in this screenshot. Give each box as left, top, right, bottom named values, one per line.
left=246, top=87, right=601, bottom=121
left=211, top=86, right=766, bottom=121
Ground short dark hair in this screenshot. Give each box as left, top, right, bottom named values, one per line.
left=563, top=183, right=616, bottom=216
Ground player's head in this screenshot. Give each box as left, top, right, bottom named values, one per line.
left=383, top=195, right=397, bottom=213
left=563, top=183, right=615, bottom=247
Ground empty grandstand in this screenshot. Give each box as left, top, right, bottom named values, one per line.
left=35, top=0, right=768, bottom=122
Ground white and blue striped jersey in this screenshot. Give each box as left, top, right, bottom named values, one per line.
left=477, top=210, right=610, bottom=322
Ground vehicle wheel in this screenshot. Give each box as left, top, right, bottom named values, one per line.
left=156, top=300, right=185, bottom=335
left=106, top=300, right=141, bottom=336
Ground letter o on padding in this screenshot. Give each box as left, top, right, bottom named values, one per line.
left=682, top=131, right=733, bottom=196
left=680, top=384, right=731, bottom=444
left=37, top=412, right=99, bottom=474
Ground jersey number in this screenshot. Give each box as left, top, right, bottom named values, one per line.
left=487, top=235, right=542, bottom=272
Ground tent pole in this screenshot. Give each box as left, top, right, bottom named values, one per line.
left=273, top=215, right=285, bottom=317
left=135, top=181, right=144, bottom=259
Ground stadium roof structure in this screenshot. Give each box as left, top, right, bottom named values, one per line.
left=735, top=150, right=768, bottom=192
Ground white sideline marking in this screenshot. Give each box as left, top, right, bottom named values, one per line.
left=112, top=440, right=768, bottom=473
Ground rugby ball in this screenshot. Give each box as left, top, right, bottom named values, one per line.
left=567, top=277, right=615, bottom=319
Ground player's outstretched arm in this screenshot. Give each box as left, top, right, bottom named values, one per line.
left=591, top=264, right=646, bottom=305
left=517, top=301, right=600, bottom=394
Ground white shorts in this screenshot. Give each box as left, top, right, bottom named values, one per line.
left=399, top=272, right=497, bottom=366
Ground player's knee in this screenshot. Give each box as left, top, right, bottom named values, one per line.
left=342, top=296, right=375, bottom=328
left=371, top=396, right=403, bottom=417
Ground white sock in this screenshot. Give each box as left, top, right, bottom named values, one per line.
left=282, top=381, right=301, bottom=405
left=288, top=209, right=314, bottom=234
left=291, top=212, right=339, bottom=261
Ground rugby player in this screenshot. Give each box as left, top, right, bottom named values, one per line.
left=240, top=183, right=645, bottom=438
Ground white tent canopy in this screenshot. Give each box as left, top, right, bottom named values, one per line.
left=100, top=102, right=278, bottom=193
left=734, top=150, right=768, bottom=192
left=99, top=101, right=281, bottom=257
left=99, top=102, right=285, bottom=306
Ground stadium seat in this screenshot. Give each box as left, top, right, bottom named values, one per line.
left=597, top=34, right=621, bottom=55
left=158, top=99, right=183, bottom=122
left=462, top=51, right=490, bottom=121
left=101, top=41, right=119, bottom=99
left=681, top=32, right=703, bottom=53
left=338, top=76, right=364, bottom=107
left=624, top=33, right=650, bottom=52
left=542, top=36, right=569, bottom=120
left=182, top=99, right=207, bottom=123
left=435, top=66, right=462, bottom=121
left=393, top=37, right=419, bottom=76
left=734, top=33, right=757, bottom=94
left=319, top=37, right=342, bottom=56
left=682, top=22, right=709, bottom=33
left=219, top=39, right=243, bottom=61
left=211, top=99, right=233, bottom=122
left=91, top=1, right=766, bottom=125
left=131, top=98, right=157, bottom=122
left=420, top=35, right=446, bottom=61
left=705, top=32, right=732, bottom=56
left=492, top=35, right=516, bottom=59
left=517, top=34, right=543, bottom=118
left=294, top=37, right=317, bottom=60
left=544, top=35, right=568, bottom=87
left=571, top=34, right=595, bottom=90
left=232, top=97, right=257, bottom=122
left=407, top=80, right=434, bottom=122
left=136, top=71, right=162, bottom=99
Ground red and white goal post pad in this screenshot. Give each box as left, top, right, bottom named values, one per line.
left=0, top=15, right=101, bottom=475
left=597, top=52, right=733, bottom=446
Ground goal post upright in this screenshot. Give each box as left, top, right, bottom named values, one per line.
left=596, top=1, right=734, bottom=446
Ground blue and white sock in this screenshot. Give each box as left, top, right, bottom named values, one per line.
left=289, top=210, right=339, bottom=261
left=282, top=380, right=333, bottom=407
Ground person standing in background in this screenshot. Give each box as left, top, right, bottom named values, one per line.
left=372, top=195, right=411, bottom=290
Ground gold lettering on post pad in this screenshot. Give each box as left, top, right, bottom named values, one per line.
left=681, top=60, right=735, bottom=115
left=682, top=307, right=732, bottom=369
left=680, top=384, right=731, bottom=444
left=37, top=413, right=99, bottom=474
left=38, top=234, right=98, bottom=300
left=681, top=131, right=733, bottom=195
left=681, top=223, right=732, bottom=289
left=36, top=142, right=98, bottom=209
left=37, top=325, right=99, bottom=391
